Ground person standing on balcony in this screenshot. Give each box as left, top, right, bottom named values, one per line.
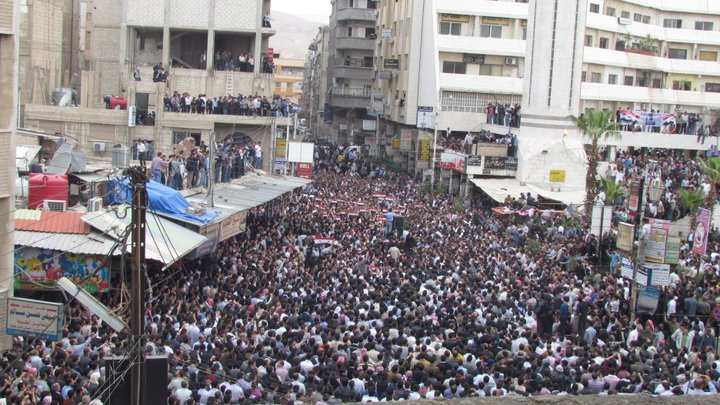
left=200, top=51, right=207, bottom=69
left=137, top=139, right=147, bottom=167
left=248, top=54, right=255, bottom=73
left=263, top=13, right=271, bottom=28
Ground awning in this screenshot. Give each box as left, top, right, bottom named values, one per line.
left=211, top=175, right=312, bottom=209
left=82, top=206, right=207, bottom=269
left=16, top=145, right=42, bottom=171
left=470, top=178, right=585, bottom=206
left=15, top=230, right=119, bottom=256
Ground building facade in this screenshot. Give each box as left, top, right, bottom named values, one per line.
left=0, top=0, right=19, bottom=351
left=273, top=58, right=305, bottom=99
left=326, top=0, right=377, bottom=145
left=371, top=0, right=720, bottom=191
left=303, top=26, right=331, bottom=141
left=18, top=0, right=289, bottom=172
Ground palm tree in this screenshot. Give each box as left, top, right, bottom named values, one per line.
left=570, top=110, right=621, bottom=215
left=678, top=188, right=705, bottom=230
left=600, top=177, right=626, bottom=206
left=696, top=156, right=720, bottom=213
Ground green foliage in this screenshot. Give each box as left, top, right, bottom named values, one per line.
left=600, top=177, right=626, bottom=205
left=422, top=181, right=444, bottom=195
left=569, top=110, right=621, bottom=143
left=526, top=238, right=542, bottom=254
left=452, top=195, right=466, bottom=213
left=678, top=189, right=704, bottom=215
left=697, top=156, right=720, bottom=210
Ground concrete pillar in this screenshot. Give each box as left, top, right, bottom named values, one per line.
left=162, top=26, right=170, bottom=68
left=207, top=0, right=215, bottom=70
left=254, top=0, right=263, bottom=74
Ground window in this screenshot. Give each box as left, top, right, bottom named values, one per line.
left=584, top=35, right=593, bottom=46
left=672, top=80, right=692, bottom=91
left=522, top=27, right=527, bottom=40
left=589, top=3, right=600, bottom=13
left=668, top=48, right=688, bottom=59
left=478, top=64, right=503, bottom=76
left=347, top=27, right=353, bottom=36
left=440, top=22, right=462, bottom=36
left=699, top=51, right=718, bottom=62
left=599, top=37, right=609, bottom=49
left=172, top=131, right=201, bottom=145
left=606, top=7, right=615, bottom=17
left=608, top=74, right=618, bottom=85
left=591, top=72, right=601, bottom=83
left=695, top=21, right=714, bottom=31
left=624, top=76, right=634, bottom=86
left=442, top=61, right=466, bottom=74
left=643, top=16, right=651, bottom=24
left=706, top=83, right=720, bottom=93
left=480, top=24, right=502, bottom=38
left=581, top=71, right=587, bottom=82
left=634, top=13, right=643, bottom=22
left=663, top=19, right=682, bottom=28
left=621, top=11, right=630, bottom=19
left=441, top=91, right=521, bottom=113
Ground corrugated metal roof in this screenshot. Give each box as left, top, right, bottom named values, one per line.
left=82, top=206, right=207, bottom=269
left=15, top=230, right=119, bottom=255
left=16, top=145, right=42, bottom=171
left=15, top=210, right=90, bottom=234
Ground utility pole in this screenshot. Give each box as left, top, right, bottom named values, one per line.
left=270, top=117, right=277, bottom=174
left=208, top=131, right=216, bottom=208
left=430, top=109, right=439, bottom=188
left=285, top=115, right=291, bottom=175
left=127, top=166, right=149, bottom=405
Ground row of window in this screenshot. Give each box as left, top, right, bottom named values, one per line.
left=442, top=61, right=508, bottom=76
left=440, top=91, right=521, bottom=113
left=439, top=22, right=514, bottom=39
left=584, top=33, right=718, bottom=61
left=590, top=3, right=716, bottom=30
left=581, top=71, right=720, bottom=92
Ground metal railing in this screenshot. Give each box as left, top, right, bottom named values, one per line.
left=332, top=88, right=371, bottom=97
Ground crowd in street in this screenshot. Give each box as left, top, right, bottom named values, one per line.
left=3, top=149, right=720, bottom=404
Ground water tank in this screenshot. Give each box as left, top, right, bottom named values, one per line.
left=28, top=173, right=69, bottom=209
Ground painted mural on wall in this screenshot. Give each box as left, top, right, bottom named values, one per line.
left=14, top=248, right=110, bottom=293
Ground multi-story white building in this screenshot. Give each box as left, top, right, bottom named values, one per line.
left=375, top=0, right=720, bottom=140
left=373, top=0, right=720, bottom=193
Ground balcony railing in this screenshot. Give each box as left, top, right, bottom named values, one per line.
left=332, top=87, right=371, bottom=98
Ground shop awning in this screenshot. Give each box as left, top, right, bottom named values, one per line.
left=14, top=230, right=119, bottom=256
left=470, top=178, right=585, bottom=206
left=82, top=206, right=207, bottom=269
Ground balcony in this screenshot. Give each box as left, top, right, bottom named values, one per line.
left=583, top=47, right=720, bottom=77
left=337, top=7, right=375, bottom=22
left=336, top=36, right=375, bottom=51
left=438, top=35, right=525, bottom=57
left=596, top=131, right=719, bottom=151
left=585, top=11, right=720, bottom=46
left=440, top=73, right=523, bottom=94
left=581, top=82, right=720, bottom=108
left=330, top=87, right=371, bottom=109
left=436, top=0, right=528, bottom=20
left=334, top=57, right=374, bottom=81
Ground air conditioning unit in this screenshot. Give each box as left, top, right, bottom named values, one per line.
left=44, top=199, right=67, bottom=212
left=93, top=142, right=106, bottom=152
left=505, top=57, right=518, bottom=65
left=618, top=17, right=632, bottom=25
left=387, top=37, right=394, bottom=44
left=87, top=197, right=103, bottom=212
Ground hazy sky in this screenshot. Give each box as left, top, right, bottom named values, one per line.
left=271, top=0, right=332, bottom=23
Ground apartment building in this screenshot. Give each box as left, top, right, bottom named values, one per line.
left=18, top=0, right=289, bottom=172
left=303, top=26, right=331, bottom=140
left=0, top=0, right=19, bottom=350
left=326, top=0, right=378, bottom=145
left=273, top=58, right=305, bottom=100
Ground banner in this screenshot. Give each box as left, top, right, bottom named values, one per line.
left=419, top=139, right=431, bottom=161
left=665, top=236, right=680, bottom=264
left=693, top=207, right=711, bottom=254
left=645, top=226, right=669, bottom=263
left=643, top=263, right=671, bottom=287
left=628, top=179, right=641, bottom=211
left=636, top=286, right=661, bottom=315
left=618, top=110, right=676, bottom=128
left=439, top=151, right=466, bottom=173
left=621, top=257, right=634, bottom=280
left=276, top=138, right=286, bottom=158
left=617, top=222, right=635, bottom=251
left=549, top=170, right=566, bottom=183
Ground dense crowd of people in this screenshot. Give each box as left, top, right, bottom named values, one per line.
left=4, top=148, right=720, bottom=404
left=162, top=93, right=296, bottom=118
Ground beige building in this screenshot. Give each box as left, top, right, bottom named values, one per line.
left=302, top=25, right=331, bottom=140
left=18, top=0, right=290, bottom=171
left=0, top=0, right=19, bottom=350
left=273, top=58, right=305, bottom=100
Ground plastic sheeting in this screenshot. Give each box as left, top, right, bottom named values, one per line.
left=108, top=178, right=220, bottom=224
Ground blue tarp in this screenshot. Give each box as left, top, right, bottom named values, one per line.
left=108, top=178, right=220, bottom=225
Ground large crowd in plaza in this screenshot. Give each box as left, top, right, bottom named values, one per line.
left=2, top=147, right=720, bottom=404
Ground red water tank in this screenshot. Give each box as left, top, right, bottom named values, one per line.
left=28, top=173, right=69, bottom=209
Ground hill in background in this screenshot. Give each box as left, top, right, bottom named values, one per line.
left=269, top=11, right=327, bottom=60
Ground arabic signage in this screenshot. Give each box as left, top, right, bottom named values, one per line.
left=617, top=222, right=635, bottom=252
left=645, top=220, right=669, bottom=263
left=381, top=28, right=392, bottom=38
left=482, top=17, right=510, bottom=25
left=276, top=138, right=286, bottom=158
left=665, top=236, right=680, bottom=264
left=416, top=106, right=435, bottom=129
left=441, top=14, right=470, bottom=22
left=7, top=297, right=64, bottom=341
left=298, top=162, right=313, bottom=179
left=220, top=211, right=247, bottom=241
left=693, top=207, right=711, bottom=255
left=549, top=170, right=566, bottom=183
left=384, top=59, right=399, bottom=69
left=467, top=156, right=483, bottom=167
left=621, top=258, right=634, bottom=280
left=419, top=139, right=431, bottom=161
left=14, top=248, right=110, bottom=293
left=400, top=129, right=413, bottom=151
left=644, top=263, right=671, bottom=287
left=484, top=156, right=518, bottom=170
left=191, top=222, right=220, bottom=259
left=440, top=151, right=466, bottom=173
left=473, top=143, right=507, bottom=157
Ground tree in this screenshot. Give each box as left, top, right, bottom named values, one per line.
left=696, top=156, right=720, bottom=213
left=678, top=189, right=705, bottom=230
left=600, top=177, right=626, bottom=206
left=570, top=110, right=621, bottom=216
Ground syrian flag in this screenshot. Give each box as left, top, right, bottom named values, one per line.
left=662, top=113, right=676, bottom=126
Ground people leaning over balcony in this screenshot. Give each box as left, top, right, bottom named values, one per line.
left=212, top=51, right=256, bottom=72
left=614, top=107, right=714, bottom=136
left=485, top=102, right=521, bottom=128
left=163, top=91, right=296, bottom=117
